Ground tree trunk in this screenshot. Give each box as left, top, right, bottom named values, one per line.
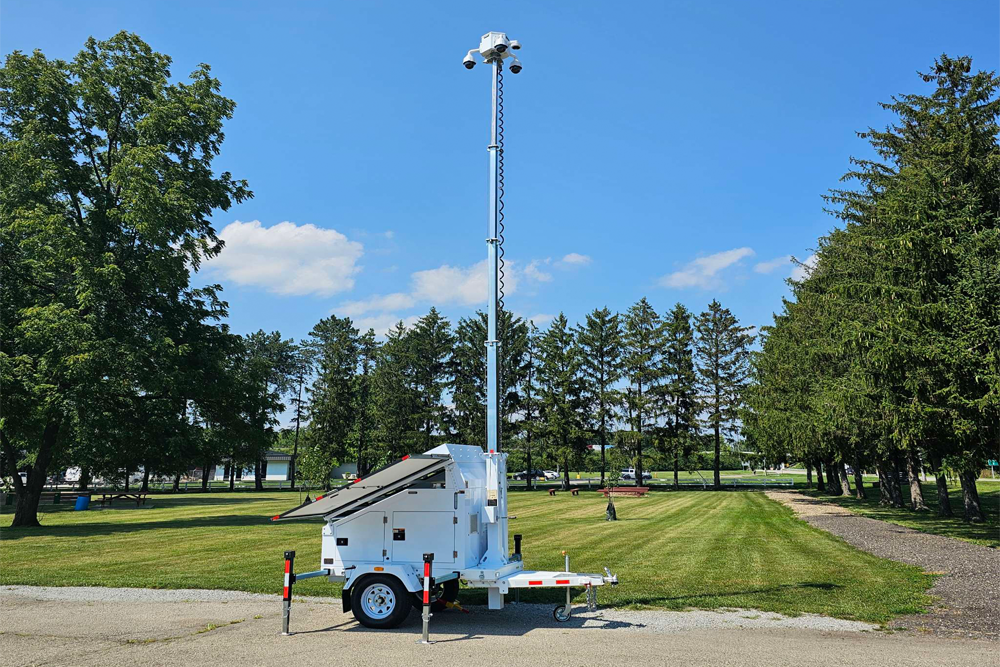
left=713, top=423, right=721, bottom=490
left=889, top=455, right=906, bottom=507
left=254, top=459, right=264, bottom=491
left=906, top=450, right=929, bottom=511
left=958, top=470, right=984, bottom=523
left=673, top=449, right=679, bottom=491
left=928, top=453, right=953, bottom=517
left=77, top=467, right=91, bottom=492
left=140, top=467, right=150, bottom=493
left=172, top=473, right=181, bottom=492
left=852, top=457, right=865, bottom=500
left=201, top=462, right=212, bottom=492
left=525, top=447, right=533, bottom=491
left=876, top=464, right=893, bottom=505
left=4, top=420, right=60, bottom=528
left=825, top=458, right=843, bottom=496
left=838, top=461, right=852, bottom=495
left=599, top=416, right=607, bottom=489
left=605, top=499, right=617, bottom=521
left=805, top=463, right=813, bottom=489
left=562, top=459, right=570, bottom=491
left=228, top=458, right=236, bottom=491
left=815, top=461, right=825, bottom=492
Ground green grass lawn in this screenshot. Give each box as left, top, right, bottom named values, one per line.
left=0, top=490, right=932, bottom=623
left=801, top=480, right=999, bottom=548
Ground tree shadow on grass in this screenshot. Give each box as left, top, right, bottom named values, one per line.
left=0, top=513, right=296, bottom=540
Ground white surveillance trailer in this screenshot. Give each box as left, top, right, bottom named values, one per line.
left=272, top=31, right=616, bottom=634
left=272, top=445, right=618, bottom=628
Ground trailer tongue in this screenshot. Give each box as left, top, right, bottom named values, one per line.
left=271, top=32, right=618, bottom=634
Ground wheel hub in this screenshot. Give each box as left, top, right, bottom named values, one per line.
left=362, top=584, right=396, bottom=619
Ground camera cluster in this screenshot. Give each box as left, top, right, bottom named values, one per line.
left=463, top=32, right=523, bottom=73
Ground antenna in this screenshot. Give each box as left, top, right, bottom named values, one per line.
left=463, top=32, right=523, bottom=455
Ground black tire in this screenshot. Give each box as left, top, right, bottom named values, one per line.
left=412, top=578, right=460, bottom=612
left=350, top=574, right=411, bottom=629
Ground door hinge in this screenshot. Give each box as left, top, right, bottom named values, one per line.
left=453, top=551, right=458, bottom=559
left=453, top=516, right=458, bottom=524
left=383, top=516, right=388, bottom=524
left=382, top=549, right=387, bottom=557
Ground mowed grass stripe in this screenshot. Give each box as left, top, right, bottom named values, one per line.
left=0, top=491, right=931, bottom=622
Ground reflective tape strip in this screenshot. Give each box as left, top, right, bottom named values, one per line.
left=555, top=579, right=570, bottom=585
left=283, top=586, right=289, bottom=599
left=284, top=561, right=291, bottom=574
left=423, top=590, right=429, bottom=604
left=284, top=573, right=290, bottom=587
left=528, top=580, right=543, bottom=586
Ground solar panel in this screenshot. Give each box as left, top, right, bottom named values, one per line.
left=272, top=455, right=449, bottom=521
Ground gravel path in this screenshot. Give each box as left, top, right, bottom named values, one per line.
left=4, top=585, right=996, bottom=667
left=766, top=490, right=1000, bottom=640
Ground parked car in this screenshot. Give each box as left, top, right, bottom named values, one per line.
left=512, top=469, right=545, bottom=481
left=542, top=470, right=559, bottom=480
left=620, top=468, right=652, bottom=481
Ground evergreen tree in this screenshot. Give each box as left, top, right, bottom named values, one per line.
left=409, top=307, right=455, bottom=449
left=661, top=303, right=698, bottom=490
left=622, top=298, right=665, bottom=486
left=303, top=316, right=359, bottom=488
left=575, top=307, right=622, bottom=487
left=694, top=300, right=754, bottom=489
left=537, top=314, right=587, bottom=490
left=371, top=322, right=420, bottom=465
left=349, top=329, right=379, bottom=476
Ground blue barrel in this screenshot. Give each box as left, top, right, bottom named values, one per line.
left=74, top=494, right=91, bottom=511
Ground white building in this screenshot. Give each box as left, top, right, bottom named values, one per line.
left=215, top=450, right=292, bottom=482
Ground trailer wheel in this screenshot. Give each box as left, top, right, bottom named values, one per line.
left=412, top=579, right=460, bottom=612
left=350, top=575, right=410, bottom=629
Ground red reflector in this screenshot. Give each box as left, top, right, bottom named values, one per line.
left=315, top=495, right=324, bottom=501
left=402, top=455, right=410, bottom=460
left=271, top=515, right=280, bottom=521
left=528, top=580, right=542, bottom=586
left=353, top=478, right=362, bottom=484
left=489, top=449, right=495, bottom=454
left=556, top=579, right=570, bottom=585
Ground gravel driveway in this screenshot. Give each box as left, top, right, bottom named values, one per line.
left=2, top=586, right=996, bottom=667
left=766, top=490, right=1000, bottom=640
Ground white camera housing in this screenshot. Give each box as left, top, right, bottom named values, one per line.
left=479, top=32, right=511, bottom=58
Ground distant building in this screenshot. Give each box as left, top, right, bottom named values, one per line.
left=215, top=450, right=293, bottom=482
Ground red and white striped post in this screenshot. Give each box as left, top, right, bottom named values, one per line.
left=281, top=550, right=295, bottom=635
left=417, top=552, right=434, bottom=644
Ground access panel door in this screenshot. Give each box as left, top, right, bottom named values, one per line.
left=390, top=511, right=455, bottom=564
left=333, top=511, right=386, bottom=564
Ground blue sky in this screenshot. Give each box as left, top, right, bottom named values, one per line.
left=5, top=1, right=998, bottom=343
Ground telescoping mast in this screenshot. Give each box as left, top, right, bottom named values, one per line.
left=272, top=32, right=617, bottom=635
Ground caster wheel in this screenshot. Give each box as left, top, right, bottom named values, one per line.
left=553, top=605, right=570, bottom=622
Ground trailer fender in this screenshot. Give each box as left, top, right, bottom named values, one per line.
left=343, top=564, right=423, bottom=596
left=341, top=587, right=352, bottom=613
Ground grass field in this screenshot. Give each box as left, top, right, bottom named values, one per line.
left=802, top=480, right=999, bottom=548
left=1, top=490, right=932, bottom=623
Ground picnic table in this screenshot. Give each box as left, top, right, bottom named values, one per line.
left=98, top=492, right=149, bottom=507
left=601, top=486, right=650, bottom=498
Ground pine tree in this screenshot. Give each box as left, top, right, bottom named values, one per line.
left=537, top=314, right=587, bottom=490
left=349, top=330, right=379, bottom=476
left=409, top=308, right=455, bottom=449
left=622, top=298, right=665, bottom=486
left=575, top=307, right=622, bottom=488
left=661, top=303, right=698, bottom=490
left=371, top=322, right=420, bottom=465
left=303, top=316, right=359, bottom=488
left=694, top=300, right=754, bottom=489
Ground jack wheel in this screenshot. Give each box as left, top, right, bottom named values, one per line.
left=553, top=605, right=571, bottom=622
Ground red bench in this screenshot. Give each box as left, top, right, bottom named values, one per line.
left=601, top=486, right=650, bottom=498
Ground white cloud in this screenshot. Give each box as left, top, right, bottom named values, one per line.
left=211, top=220, right=363, bottom=296
left=754, top=255, right=792, bottom=274
left=523, top=259, right=553, bottom=283
left=526, top=313, right=555, bottom=327
left=560, top=253, right=592, bottom=266
left=411, top=259, right=520, bottom=306
left=353, top=313, right=421, bottom=336
left=790, top=254, right=818, bottom=281
left=659, top=247, right=755, bottom=289
left=337, top=293, right=415, bottom=317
